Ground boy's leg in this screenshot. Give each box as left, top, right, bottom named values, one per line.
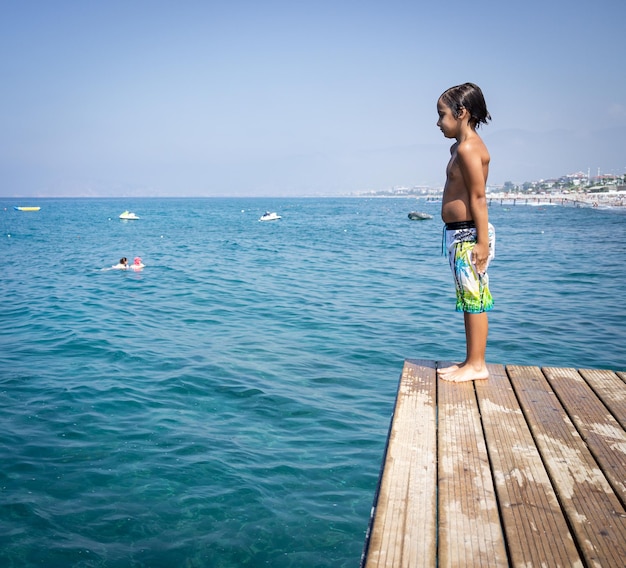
left=438, top=229, right=493, bottom=381
left=439, top=312, right=489, bottom=382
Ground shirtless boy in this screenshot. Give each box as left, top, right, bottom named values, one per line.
left=436, top=83, right=495, bottom=382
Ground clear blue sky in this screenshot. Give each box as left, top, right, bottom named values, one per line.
left=1, top=0, right=624, bottom=197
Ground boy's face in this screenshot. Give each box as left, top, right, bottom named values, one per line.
left=436, top=99, right=460, bottom=139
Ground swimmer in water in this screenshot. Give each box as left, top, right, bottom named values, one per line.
left=112, top=257, right=129, bottom=270
left=130, top=257, right=145, bottom=271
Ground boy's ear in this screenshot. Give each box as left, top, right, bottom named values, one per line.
left=456, top=106, right=468, bottom=120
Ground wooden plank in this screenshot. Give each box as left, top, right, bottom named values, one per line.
left=363, top=361, right=626, bottom=567
left=364, top=360, right=437, bottom=567
left=578, top=368, right=626, bottom=430
left=508, top=365, right=626, bottom=567
left=543, top=367, right=626, bottom=504
left=475, top=364, right=582, bottom=567
left=437, top=363, right=508, bottom=567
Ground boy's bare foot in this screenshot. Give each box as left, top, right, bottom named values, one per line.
left=437, top=364, right=460, bottom=375
left=439, top=363, right=489, bottom=383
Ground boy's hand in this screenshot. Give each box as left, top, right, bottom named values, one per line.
left=472, top=242, right=490, bottom=275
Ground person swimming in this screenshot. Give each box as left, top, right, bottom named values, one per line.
left=112, top=257, right=129, bottom=270
left=130, top=257, right=145, bottom=271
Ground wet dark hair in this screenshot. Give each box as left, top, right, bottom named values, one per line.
left=439, top=83, right=491, bottom=128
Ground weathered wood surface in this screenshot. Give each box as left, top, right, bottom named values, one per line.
left=362, top=360, right=626, bottom=567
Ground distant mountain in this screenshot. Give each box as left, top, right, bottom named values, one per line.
left=343, top=126, right=625, bottom=191
left=485, top=127, right=625, bottom=184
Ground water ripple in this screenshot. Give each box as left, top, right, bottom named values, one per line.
left=1, top=198, right=625, bottom=566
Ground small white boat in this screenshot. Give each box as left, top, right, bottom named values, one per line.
left=408, top=211, right=433, bottom=220
left=259, top=211, right=281, bottom=222
left=119, top=211, right=140, bottom=220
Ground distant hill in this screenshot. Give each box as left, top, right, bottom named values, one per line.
left=485, top=127, right=625, bottom=184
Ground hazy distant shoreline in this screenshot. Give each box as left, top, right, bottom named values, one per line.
left=485, top=191, right=626, bottom=208
left=3, top=191, right=625, bottom=207
left=373, top=190, right=626, bottom=208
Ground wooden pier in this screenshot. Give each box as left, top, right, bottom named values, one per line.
left=361, top=360, right=626, bottom=567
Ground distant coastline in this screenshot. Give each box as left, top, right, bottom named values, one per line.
left=355, top=188, right=626, bottom=209
left=483, top=190, right=624, bottom=209
left=485, top=190, right=626, bottom=208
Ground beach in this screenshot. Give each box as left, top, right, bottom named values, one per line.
left=486, top=190, right=626, bottom=208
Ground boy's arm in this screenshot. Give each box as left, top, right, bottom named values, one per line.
left=457, top=141, right=490, bottom=273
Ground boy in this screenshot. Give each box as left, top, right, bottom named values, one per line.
left=436, top=83, right=495, bottom=382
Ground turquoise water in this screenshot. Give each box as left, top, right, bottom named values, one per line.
left=1, top=198, right=625, bottom=567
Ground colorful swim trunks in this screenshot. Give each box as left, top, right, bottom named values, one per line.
left=445, top=222, right=495, bottom=313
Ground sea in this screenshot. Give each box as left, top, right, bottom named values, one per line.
left=1, top=197, right=625, bottom=567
